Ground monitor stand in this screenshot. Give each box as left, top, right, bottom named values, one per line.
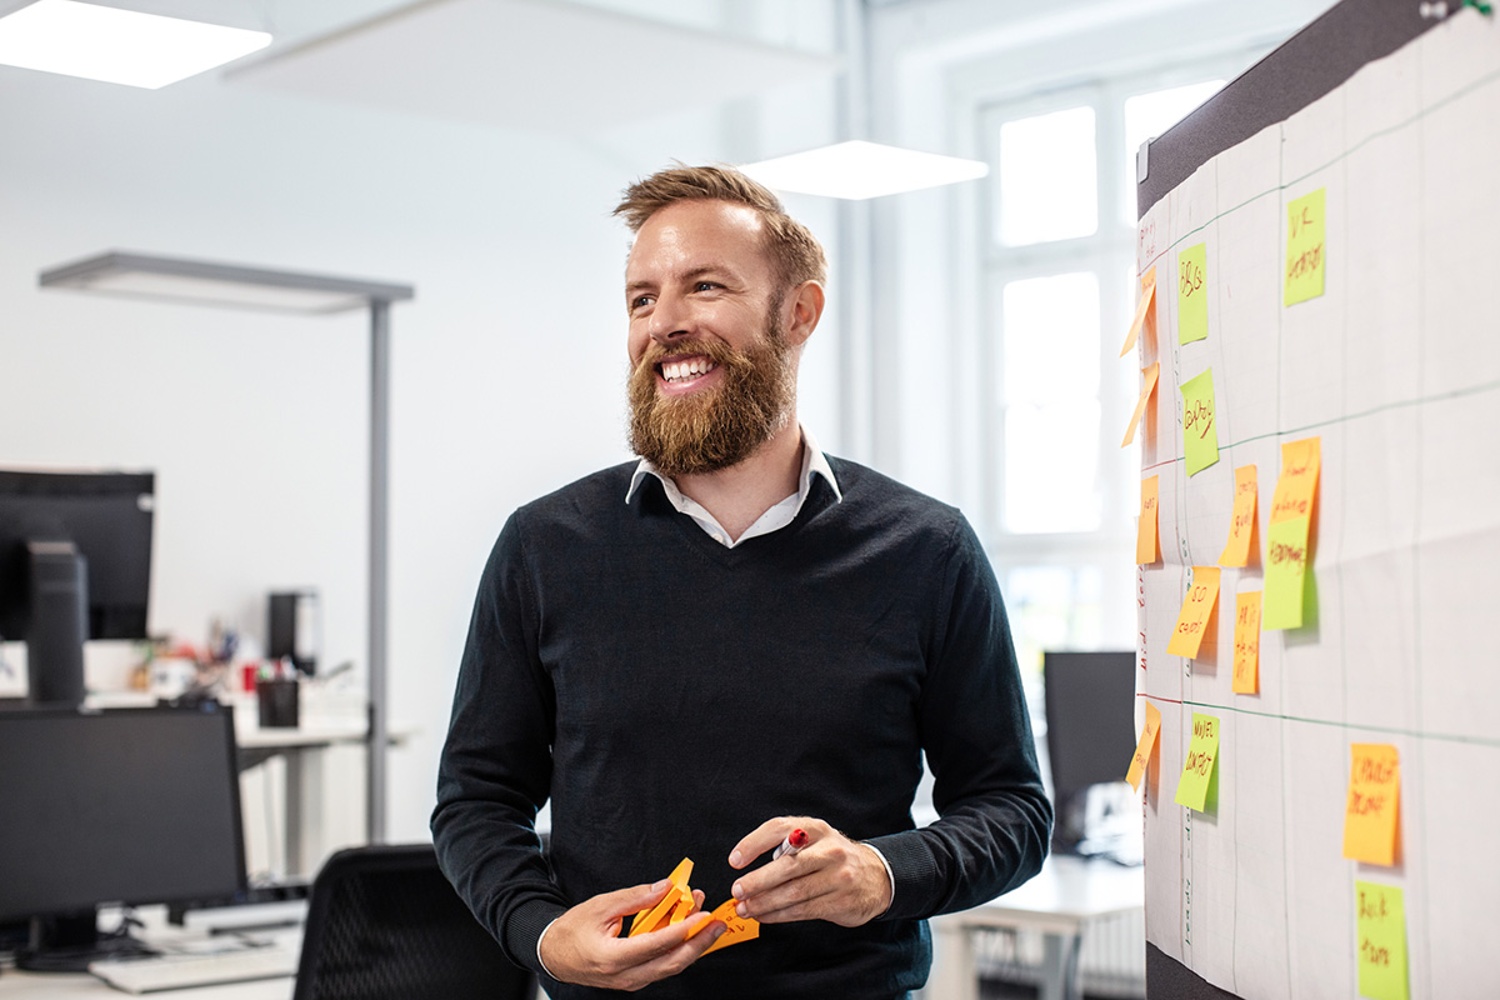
left=16, top=911, right=156, bottom=973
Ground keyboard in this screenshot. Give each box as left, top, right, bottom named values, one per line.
left=89, top=945, right=298, bottom=993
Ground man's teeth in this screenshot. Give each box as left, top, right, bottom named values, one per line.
left=660, top=357, right=717, bottom=383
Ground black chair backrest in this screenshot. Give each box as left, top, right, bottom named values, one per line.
left=293, top=843, right=536, bottom=1000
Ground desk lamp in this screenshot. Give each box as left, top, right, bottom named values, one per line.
left=39, top=250, right=414, bottom=846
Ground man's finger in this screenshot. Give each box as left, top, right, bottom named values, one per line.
left=728, top=816, right=817, bottom=869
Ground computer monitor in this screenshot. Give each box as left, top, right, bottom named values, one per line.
left=0, top=705, right=247, bottom=970
left=0, top=469, right=155, bottom=706
left=1042, top=650, right=1138, bottom=857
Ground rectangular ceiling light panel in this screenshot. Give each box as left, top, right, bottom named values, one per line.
left=0, top=0, right=271, bottom=89
left=740, top=140, right=990, bottom=200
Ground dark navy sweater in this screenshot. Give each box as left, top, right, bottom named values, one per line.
left=432, top=457, right=1051, bottom=999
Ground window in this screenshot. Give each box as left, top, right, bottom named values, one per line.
left=978, top=68, right=1230, bottom=675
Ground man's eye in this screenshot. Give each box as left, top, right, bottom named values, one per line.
left=693, top=281, right=721, bottom=292
left=630, top=295, right=655, bottom=310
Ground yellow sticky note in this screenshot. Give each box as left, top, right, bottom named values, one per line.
left=1121, top=362, right=1160, bottom=447
left=1120, top=267, right=1156, bottom=357
left=1269, top=437, right=1321, bottom=525
left=1356, top=882, right=1410, bottom=1000
left=1178, top=243, right=1208, bottom=344
left=1179, top=368, right=1220, bottom=475
left=1137, top=476, right=1160, bottom=564
left=1219, top=465, right=1258, bottom=567
left=1263, top=516, right=1311, bottom=630
left=1344, top=744, right=1401, bottom=867
left=1285, top=188, right=1327, bottom=306
left=696, top=898, right=761, bottom=955
left=1125, top=701, right=1162, bottom=792
left=1232, top=591, right=1262, bottom=694
left=1166, top=566, right=1220, bottom=659
left=1174, top=712, right=1220, bottom=812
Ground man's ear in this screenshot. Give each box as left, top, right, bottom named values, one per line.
left=783, top=281, right=826, bottom=348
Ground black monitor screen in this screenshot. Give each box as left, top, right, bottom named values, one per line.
left=1042, top=651, right=1137, bottom=848
left=0, top=706, right=246, bottom=922
left=0, top=469, right=154, bottom=642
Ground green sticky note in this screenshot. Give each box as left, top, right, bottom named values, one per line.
left=1356, top=881, right=1409, bottom=1000
left=1173, top=712, right=1220, bottom=812
left=1285, top=188, right=1326, bottom=306
left=1178, top=243, right=1208, bottom=344
left=1262, top=516, right=1311, bottom=630
left=1180, top=368, right=1220, bottom=476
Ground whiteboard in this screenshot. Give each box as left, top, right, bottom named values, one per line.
left=1135, top=8, right=1500, bottom=999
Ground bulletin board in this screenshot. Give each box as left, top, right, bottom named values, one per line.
left=1127, top=2, right=1500, bottom=998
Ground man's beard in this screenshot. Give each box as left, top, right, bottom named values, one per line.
left=627, top=315, right=796, bottom=478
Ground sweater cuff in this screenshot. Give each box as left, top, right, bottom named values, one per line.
left=504, top=898, right=570, bottom=976
left=860, top=831, right=938, bottom=922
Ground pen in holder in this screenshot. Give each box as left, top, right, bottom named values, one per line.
left=256, top=674, right=300, bottom=728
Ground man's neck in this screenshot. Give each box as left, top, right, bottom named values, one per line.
left=672, top=419, right=804, bottom=542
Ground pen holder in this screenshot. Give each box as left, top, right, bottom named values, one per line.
left=256, top=677, right=300, bottom=728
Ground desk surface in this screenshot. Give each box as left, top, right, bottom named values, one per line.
left=947, top=855, right=1144, bottom=934
left=0, top=969, right=292, bottom=999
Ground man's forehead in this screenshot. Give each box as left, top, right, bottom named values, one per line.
left=625, top=199, right=769, bottom=275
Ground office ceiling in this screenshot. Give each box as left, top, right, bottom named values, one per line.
left=0, top=0, right=842, bottom=135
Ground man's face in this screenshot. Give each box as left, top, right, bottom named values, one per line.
left=624, top=199, right=796, bottom=477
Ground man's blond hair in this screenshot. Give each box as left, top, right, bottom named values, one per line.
left=614, top=165, right=829, bottom=292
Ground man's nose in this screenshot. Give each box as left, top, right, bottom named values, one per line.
left=647, top=291, right=693, bottom=343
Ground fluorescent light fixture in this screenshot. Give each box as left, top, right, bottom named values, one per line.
left=39, top=251, right=413, bottom=314
left=0, top=0, right=271, bottom=89
left=739, top=140, right=989, bottom=200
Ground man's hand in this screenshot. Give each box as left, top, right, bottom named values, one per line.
left=727, top=817, right=892, bottom=927
left=538, top=881, right=724, bottom=991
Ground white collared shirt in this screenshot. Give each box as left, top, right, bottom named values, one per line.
left=625, top=426, right=843, bottom=547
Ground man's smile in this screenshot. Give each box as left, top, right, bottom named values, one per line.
left=656, top=354, right=721, bottom=394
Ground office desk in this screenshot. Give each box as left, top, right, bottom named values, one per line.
left=925, top=855, right=1144, bottom=1000
left=0, top=969, right=291, bottom=999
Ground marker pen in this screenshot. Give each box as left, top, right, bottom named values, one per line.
left=772, top=828, right=810, bottom=861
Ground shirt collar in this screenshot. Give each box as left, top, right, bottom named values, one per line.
left=625, top=426, right=842, bottom=507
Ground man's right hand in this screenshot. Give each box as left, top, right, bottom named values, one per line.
left=538, top=881, right=725, bottom=991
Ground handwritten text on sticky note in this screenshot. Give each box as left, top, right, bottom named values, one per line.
left=1166, top=566, right=1221, bottom=659
left=1270, top=437, right=1321, bottom=524
left=1285, top=188, right=1326, bottom=306
left=1344, top=744, right=1401, bottom=867
left=1137, top=475, right=1160, bottom=564
left=1219, top=465, right=1258, bottom=567
left=1180, top=368, right=1220, bottom=475
left=1126, top=701, right=1162, bottom=792
left=1356, top=881, right=1409, bottom=1000
left=1262, top=516, right=1311, bottom=630
left=1178, top=243, right=1208, bottom=344
left=1174, top=712, right=1220, bottom=812
left=1232, top=591, right=1262, bottom=694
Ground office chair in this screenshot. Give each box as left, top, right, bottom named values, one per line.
left=293, top=843, right=537, bottom=1000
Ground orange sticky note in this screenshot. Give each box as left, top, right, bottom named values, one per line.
left=1344, top=744, right=1401, bottom=867
left=1232, top=591, right=1262, bottom=694
left=1121, top=361, right=1161, bottom=447
left=1137, top=476, right=1160, bottom=564
left=1120, top=268, right=1157, bottom=357
left=630, top=858, right=694, bottom=936
left=1125, top=701, right=1162, bottom=791
left=1219, top=465, right=1258, bottom=567
left=1166, top=566, right=1221, bottom=658
left=1269, top=437, right=1321, bottom=524
left=689, top=898, right=761, bottom=955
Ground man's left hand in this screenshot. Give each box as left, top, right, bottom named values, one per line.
left=726, top=817, right=892, bottom=927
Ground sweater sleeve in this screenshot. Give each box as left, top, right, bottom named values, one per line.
left=862, top=514, right=1053, bottom=920
left=431, top=512, right=568, bottom=974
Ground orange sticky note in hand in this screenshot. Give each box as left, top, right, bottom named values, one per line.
left=1166, top=567, right=1220, bottom=659
left=1137, top=476, right=1160, bottom=564
left=1120, top=268, right=1157, bottom=357
left=1125, top=701, right=1162, bottom=792
left=1232, top=591, right=1262, bottom=694
left=687, top=898, right=761, bottom=955
left=1344, top=744, right=1401, bottom=867
left=630, top=858, right=694, bottom=936
left=1219, top=465, right=1258, bottom=567
left=1121, top=362, right=1161, bottom=447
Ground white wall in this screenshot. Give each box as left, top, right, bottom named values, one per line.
left=0, top=1, right=842, bottom=858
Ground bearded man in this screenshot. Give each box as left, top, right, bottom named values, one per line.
left=432, top=166, right=1051, bottom=1000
